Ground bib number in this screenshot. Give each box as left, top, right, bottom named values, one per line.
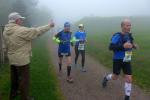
left=78, top=43, right=85, bottom=50
left=123, top=51, right=132, bottom=62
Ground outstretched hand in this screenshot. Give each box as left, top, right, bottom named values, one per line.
left=49, top=20, right=55, bottom=28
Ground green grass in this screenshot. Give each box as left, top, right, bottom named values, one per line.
left=76, top=16, right=150, bottom=92
left=0, top=64, right=10, bottom=100
left=0, top=34, right=64, bottom=100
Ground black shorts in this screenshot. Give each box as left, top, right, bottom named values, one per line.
left=58, top=52, right=71, bottom=58
left=113, top=59, right=132, bottom=75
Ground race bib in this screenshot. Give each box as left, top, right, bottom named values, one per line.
left=78, top=43, right=85, bottom=50
left=123, top=51, right=132, bottom=62
left=61, top=53, right=69, bottom=56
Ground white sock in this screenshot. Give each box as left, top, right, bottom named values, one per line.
left=106, top=74, right=112, bottom=80
left=124, top=82, right=132, bottom=96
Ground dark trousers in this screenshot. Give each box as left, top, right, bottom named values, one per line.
left=75, top=46, right=85, bottom=67
left=10, top=64, right=30, bottom=100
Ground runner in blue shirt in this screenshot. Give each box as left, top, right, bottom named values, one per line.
left=74, top=24, right=87, bottom=72
left=53, top=22, right=74, bottom=83
left=102, top=19, right=137, bottom=100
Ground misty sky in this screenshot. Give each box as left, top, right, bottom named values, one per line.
left=38, top=0, right=150, bottom=24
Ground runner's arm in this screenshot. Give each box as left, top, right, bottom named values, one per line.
left=109, top=34, right=125, bottom=51
left=52, top=32, right=61, bottom=43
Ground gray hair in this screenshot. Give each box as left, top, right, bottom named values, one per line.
left=121, top=19, right=131, bottom=27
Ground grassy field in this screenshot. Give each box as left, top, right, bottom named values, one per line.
left=0, top=34, right=64, bottom=100
left=75, top=16, right=150, bottom=92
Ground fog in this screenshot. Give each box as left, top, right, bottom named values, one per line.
left=38, top=0, right=150, bottom=24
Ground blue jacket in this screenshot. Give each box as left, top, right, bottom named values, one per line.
left=55, top=30, right=72, bottom=53
left=74, top=31, right=86, bottom=46
left=109, top=32, right=133, bottom=60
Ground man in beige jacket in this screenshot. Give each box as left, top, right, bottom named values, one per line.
left=3, top=12, right=54, bottom=100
